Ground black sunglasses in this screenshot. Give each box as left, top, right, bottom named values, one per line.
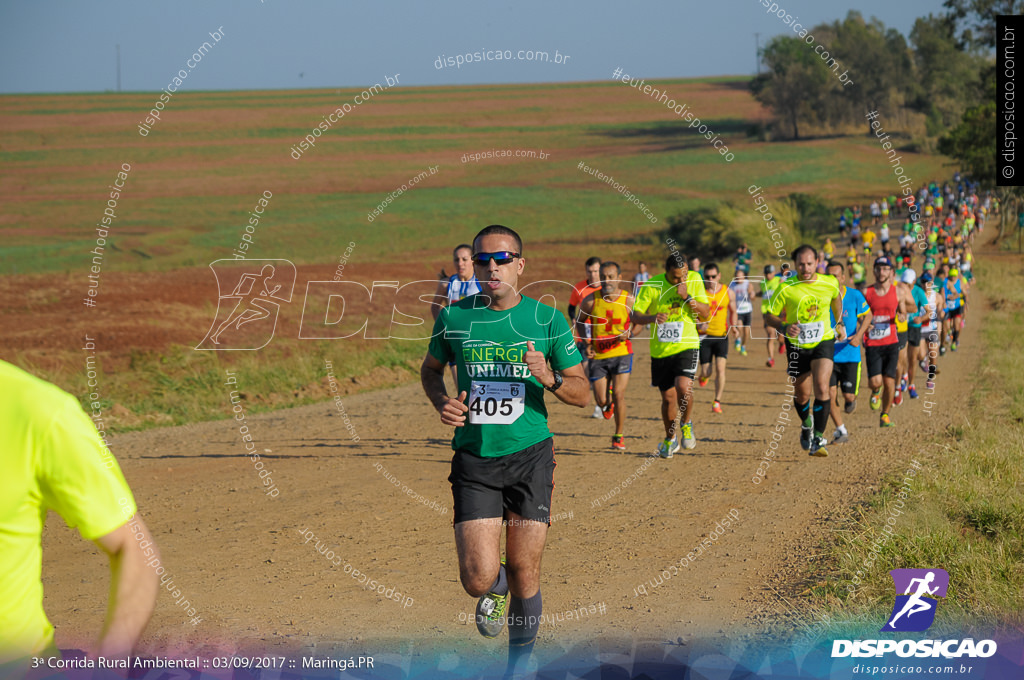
left=473, top=251, right=520, bottom=266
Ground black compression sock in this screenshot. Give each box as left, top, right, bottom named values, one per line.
left=813, top=398, right=830, bottom=436
left=795, top=399, right=811, bottom=426
left=506, top=589, right=541, bottom=676
left=508, top=589, right=542, bottom=645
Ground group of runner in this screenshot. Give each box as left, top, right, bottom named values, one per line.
left=418, top=175, right=984, bottom=675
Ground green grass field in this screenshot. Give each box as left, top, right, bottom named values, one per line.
left=1, top=77, right=947, bottom=276
left=0, top=76, right=956, bottom=434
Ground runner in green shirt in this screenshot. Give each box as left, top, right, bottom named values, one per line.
left=758, top=264, right=783, bottom=367
left=421, top=224, right=587, bottom=676
left=632, top=253, right=710, bottom=456
left=764, top=244, right=845, bottom=457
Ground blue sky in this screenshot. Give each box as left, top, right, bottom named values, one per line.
left=0, top=0, right=945, bottom=93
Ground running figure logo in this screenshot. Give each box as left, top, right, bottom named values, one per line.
left=881, top=568, right=949, bottom=632
left=197, top=260, right=296, bottom=350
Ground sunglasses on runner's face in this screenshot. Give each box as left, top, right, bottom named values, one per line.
left=472, top=251, right=520, bottom=266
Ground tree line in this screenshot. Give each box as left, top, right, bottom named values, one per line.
left=751, top=1, right=1024, bottom=242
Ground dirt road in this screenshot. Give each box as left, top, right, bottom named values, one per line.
left=39, top=286, right=980, bottom=662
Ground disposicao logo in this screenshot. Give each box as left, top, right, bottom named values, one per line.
left=882, top=568, right=949, bottom=632
left=831, top=568, right=997, bottom=659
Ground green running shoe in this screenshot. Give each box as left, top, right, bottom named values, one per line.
left=475, top=561, right=509, bottom=638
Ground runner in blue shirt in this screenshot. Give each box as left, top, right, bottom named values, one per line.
left=826, top=261, right=871, bottom=443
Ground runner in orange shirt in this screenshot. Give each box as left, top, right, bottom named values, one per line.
left=696, top=263, right=737, bottom=413
left=576, top=262, right=635, bottom=450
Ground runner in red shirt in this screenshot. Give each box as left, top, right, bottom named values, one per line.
left=568, top=257, right=602, bottom=414
left=863, top=256, right=917, bottom=427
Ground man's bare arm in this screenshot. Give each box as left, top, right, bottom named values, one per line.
left=523, top=341, right=589, bottom=408
left=92, top=516, right=159, bottom=658
left=421, top=352, right=468, bottom=426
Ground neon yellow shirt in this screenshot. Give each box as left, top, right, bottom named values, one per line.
left=634, top=271, right=708, bottom=357
left=760, top=276, right=782, bottom=314
left=767, top=274, right=841, bottom=349
left=0, top=360, right=136, bottom=662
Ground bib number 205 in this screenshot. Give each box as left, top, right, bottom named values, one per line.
left=657, top=321, right=685, bottom=343
left=468, top=381, right=525, bottom=425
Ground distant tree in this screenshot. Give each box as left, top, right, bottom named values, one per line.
left=943, top=0, right=1024, bottom=49
left=910, top=14, right=987, bottom=135
left=824, top=11, right=916, bottom=133
left=938, top=4, right=1024, bottom=243
left=938, top=82, right=995, bottom=184
left=751, top=36, right=831, bottom=139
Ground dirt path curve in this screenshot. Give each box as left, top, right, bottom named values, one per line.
left=41, top=283, right=982, bottom=660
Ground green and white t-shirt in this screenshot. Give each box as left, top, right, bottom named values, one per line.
left=428, top=294, right=582, bottom=458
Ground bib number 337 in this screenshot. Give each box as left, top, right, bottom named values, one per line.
left=468, top=381, right=525, bottom=425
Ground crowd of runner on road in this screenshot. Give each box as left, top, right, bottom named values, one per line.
left=418, top=173, right=988, bottom=675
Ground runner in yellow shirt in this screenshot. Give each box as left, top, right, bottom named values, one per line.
left=0, top=359, right=159, bottom=669
left=758, top=264, right=783, bottom=367
left=862, top=228, right=877, bottom=257
left=633, top=253, right=711, bottom=456
left=764, top=245, right=845, bottom=457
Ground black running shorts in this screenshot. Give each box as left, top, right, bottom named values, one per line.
left=833, top=361, right=862, bottom=396
left=907, top=325, right=922, bottom=346
left=865, top=343, right=900, bottom=380
left=449, top=438, right=554, bottom=524
left=783, top=339, right=835, bottom=378
left=898, top=331, right=908, bottom=350
left=699, top=336, right=729, bottom=364
left=651, top=349, right=699, bottom=390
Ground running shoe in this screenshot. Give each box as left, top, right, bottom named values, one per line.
left=698, top=375, right=710, bottom=388
left=475, top=562, right=509, bottom=638
left=870, top=391, right=881, bottom=410
left=893, top=390, right=903, bottom=406
left=844, top=400, right=857, bottom=414
left=657, top=435, right=680, bottom=459
left=939, top=346, right=947, bottom=356
left=602, top=401, right=615, bottom=419
left=766, top=358, right=775, bottom=368
left=919, top=359, right=928, bottom=372
left=735, top=339, right=742, bottom=350
left=592, top=405, right=603, bottom=419
left=712, top=400, right=723, bottom=414
left=740, top=346, right=748, bottom=356
left=809, top=435, right=829, bottom=457
left=611, top=434, right=626, bottom=450
left=951, top=342, right=958, bottom=352
left=880, top=413, right=894, bottom=428
left=681, top=422, right=696, bottom=449
left=831, top=429, right=849, bottom=444
left=800, top=425, right=812, bottom=451
left=908, top=385, right=918, bottom=399
left=926, top=379, right=935, bottom=389
left=900, top=375, right=908, bottom=392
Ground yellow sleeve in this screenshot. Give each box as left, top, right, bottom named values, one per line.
left=37, top=396, right=136, bottom=541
